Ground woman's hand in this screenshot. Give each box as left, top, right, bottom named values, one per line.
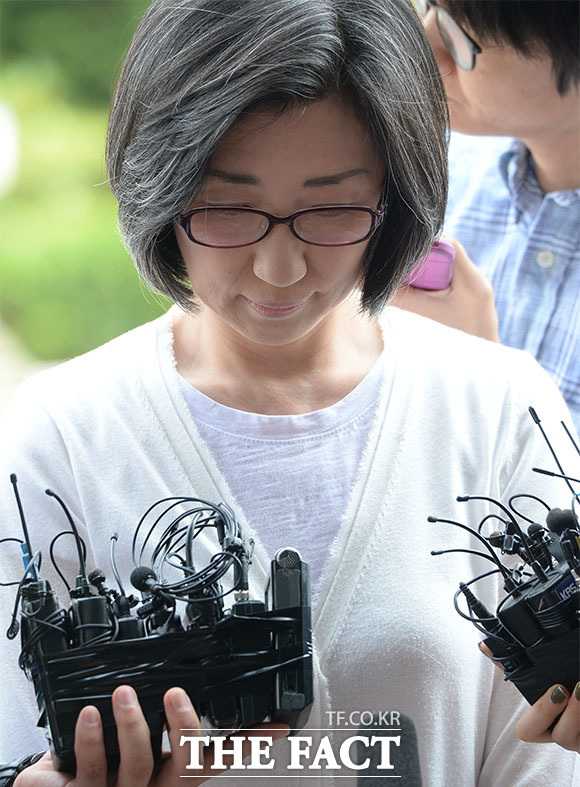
left=515, top=683, right=580, bottom=754
left=391, top=238, right=500, bottom=342
left=14, top=685, right=289, bottom=785
left=479, top=642, right=580, bottom=753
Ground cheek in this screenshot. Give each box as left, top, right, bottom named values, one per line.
left=316, top=244, right=367, bottom=276
left=177, top=234, right=241, bottom=290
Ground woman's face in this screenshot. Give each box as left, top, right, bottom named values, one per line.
left=175, top=97, right=386, bottom=350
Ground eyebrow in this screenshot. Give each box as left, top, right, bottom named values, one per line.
left=206, top=168, right=370, bottom=187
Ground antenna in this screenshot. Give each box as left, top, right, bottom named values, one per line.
left=528, top=407, right=575, bottom=495
left=532, top=468, right=580, bottom=485
left=10, top=474, right=38, bottom=580
left=45, top=489, right=87, bottom=579
left=110, top=533, right=126, bottom=595
left=561, top=420, right=580, bottom=458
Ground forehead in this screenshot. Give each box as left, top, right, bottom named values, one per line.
left=208, top=96, right=384, bottom=181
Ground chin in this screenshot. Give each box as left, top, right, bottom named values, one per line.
left=449, top=107, right=506, bottom=138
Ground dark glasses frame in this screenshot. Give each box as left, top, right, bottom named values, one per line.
left=416, top=0, right=482, bottom=71
left=177, top=204, right=386, bottom=248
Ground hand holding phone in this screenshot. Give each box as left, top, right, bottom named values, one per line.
left=404, top=239, right=455, bottom=290
left=393, top=237, right=499, bottom=341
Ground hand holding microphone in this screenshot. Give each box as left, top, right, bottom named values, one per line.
left=479, top=642, right=580, bottom=754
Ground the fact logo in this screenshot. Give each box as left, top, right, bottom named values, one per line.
left=179, top=726, right=402, bottom=773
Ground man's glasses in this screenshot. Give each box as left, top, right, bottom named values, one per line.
left=177, top=204, right=385, bottom=248
left=416, top=0, right=481, bottom=71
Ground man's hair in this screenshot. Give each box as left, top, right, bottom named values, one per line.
left=107, top=0, right=448, bottom=314
left=446, top=1, right=580, bottom=95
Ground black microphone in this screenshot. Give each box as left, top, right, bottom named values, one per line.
left=527, top=523, right=555, bottom=568
left=546, top=508, right=578, bottom=536
left=356, top=713, right=422, bottom=786
left=130, top=566, right=161, bottom=594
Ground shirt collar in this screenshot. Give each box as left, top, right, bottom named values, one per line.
left=499, top=138, right=580, bottom=207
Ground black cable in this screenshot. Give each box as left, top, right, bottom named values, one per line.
left=45, top=490, right=87, bottom=578
left=508, top=493, right=551, bottom=524
left=428, top=515, right=510, bottom=579
left=431, top=547, right=497, bottom=564
left=49, top=531, right=88, bottom=592
left=476, top=513, right=511, bottom=536
left=457, top=495, right=536, bottom=566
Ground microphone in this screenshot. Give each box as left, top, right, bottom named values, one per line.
left=130, top=566, right=161, bottom=594
left=546, top=508, right=578, bottom=536
left=356, top=713, right=422, bottom=786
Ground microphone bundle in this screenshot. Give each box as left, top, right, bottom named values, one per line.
left=430, top=407, right=579, bottom=705
left=2, top=482, right=313, bottom=772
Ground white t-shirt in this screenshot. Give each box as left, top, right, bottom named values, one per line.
left=177, top=353, right=385, bottom=590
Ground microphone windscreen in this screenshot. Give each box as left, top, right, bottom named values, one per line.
left=88, top=568, right=105, bottom=585
left=130, top=566, right=157, bottom=592
left=546, top=508, right=577, bottom=535
left=527, top=523, right=545, bottom=537
left=357, top=713, right=422, bottom=786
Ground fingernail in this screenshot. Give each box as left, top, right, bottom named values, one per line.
left=575, top=682, right=580, bottom=702
left=168, top=688, right=191, bottom=712
left=550, top=685, right=567, bottom=704
left=83, top=706, right=100, bottom=726
left=115, top=686, right=137, bottom=708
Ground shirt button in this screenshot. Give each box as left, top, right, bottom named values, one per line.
left=536, top=249, right=556, bottom=268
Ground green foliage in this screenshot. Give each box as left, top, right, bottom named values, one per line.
left=0, top=0, right=150, bottom=106
left=0, top=0, right=171, bottom=361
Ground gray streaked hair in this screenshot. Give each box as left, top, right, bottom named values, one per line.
left=107, top=0, right=448, bottom=313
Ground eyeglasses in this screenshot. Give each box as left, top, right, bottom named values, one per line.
left=415, top=0, right=481, bottom=71
left=177, top=204, right=385, bottom=248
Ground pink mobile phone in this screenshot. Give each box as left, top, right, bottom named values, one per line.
left=404, top=239, right=455, bottom=290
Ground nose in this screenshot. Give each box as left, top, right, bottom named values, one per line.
left=423, top=9, right=455, bottom=78
left=252, top=224, right=308, bottom=288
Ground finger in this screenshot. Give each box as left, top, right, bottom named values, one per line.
left=73, top=705, right=108, bottom=786
left=443, top=237, right=477, bottom=284
left=112, top=686, right=155, bottom=787
left=516, top=684, right=570, bottom=744
left=13, top=752, right=68, bottom=787
left=163, top=687, right=289, bottom=782
left=551, top=681, right=580, bottom=753
left=477, top=641, right=504, bottom=672
left=163, top=687, right=203, bottom=777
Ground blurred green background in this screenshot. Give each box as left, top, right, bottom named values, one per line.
left=0, top=0, right=170, bottom=362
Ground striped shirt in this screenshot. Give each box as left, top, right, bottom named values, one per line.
left=444, top=131, right=580, bottom=433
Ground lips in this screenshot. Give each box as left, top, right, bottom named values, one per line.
left=246, top=298, right=307, bottom=317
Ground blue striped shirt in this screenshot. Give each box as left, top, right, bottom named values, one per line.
left=444, top=132, right=580, bottom=433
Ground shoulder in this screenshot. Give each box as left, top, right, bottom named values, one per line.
left=382, top=307, right=564, bottom=419
left=2, top=313, right=172, bottom=432
left=380, top=308, right=576, bottom=486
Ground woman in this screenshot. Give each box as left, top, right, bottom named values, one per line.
left=0, top=0, right=577, bottom=784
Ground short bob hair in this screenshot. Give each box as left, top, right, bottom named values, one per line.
left=107, top=0, right=448, bottom=314
left=445, top=1, right=580, bottom=96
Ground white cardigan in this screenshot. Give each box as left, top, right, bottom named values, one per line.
left=0, top=307, right=578, bottom=786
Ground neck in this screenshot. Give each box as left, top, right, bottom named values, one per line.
left=523, top=125, right=580, bottom=193
left=172, top=294, right=383, bottom=414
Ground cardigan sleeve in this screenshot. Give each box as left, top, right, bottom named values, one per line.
left=477, top=352, right=579, bottom=786
left=0, top=378, right=94, bottom=761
